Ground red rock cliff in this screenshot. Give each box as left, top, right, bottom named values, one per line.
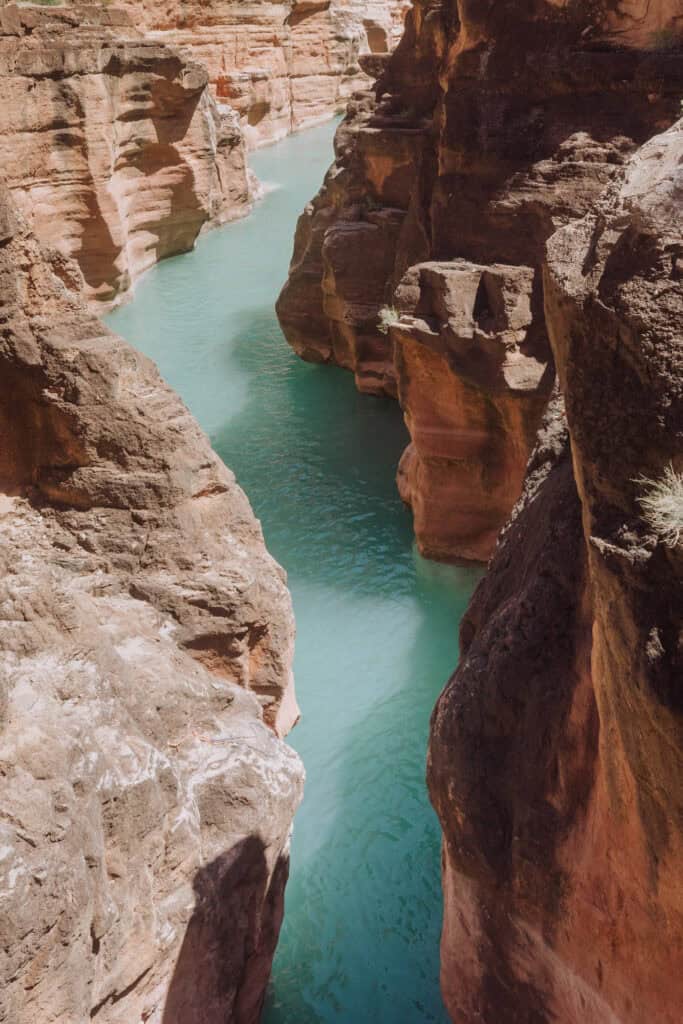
left=277, top=0, right=682, bottom=561
left=117, top=0, right=410, bottom=147
left=427, top=118, right=682, bottom=1024
left=0, top=3, right=252, bottom=308
left=0, top=179, right=303, bottom=1023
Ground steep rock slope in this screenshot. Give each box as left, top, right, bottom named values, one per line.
left=0, top=181, right=303, bottom=1023
left=118, top=0, right=410, bottom=147
left=428, top=120, right=682, bottom=1024
left=278, top=0, right=683, bottom=560
left=0, top=3, right=251, bottom=308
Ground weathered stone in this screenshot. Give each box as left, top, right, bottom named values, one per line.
left=0, top=3, right=252, bottom=309
left=392, top=260, right=551, bottom=561
left=0, top=184, right=303, bottom=1024
left=278, top=0, right=683, bottom=561
left=428, top=117, right=683, bottom=1024
left=117, top=0, right=410, bottom=148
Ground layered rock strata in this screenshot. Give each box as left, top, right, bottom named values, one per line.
left=278, top=0, right=683, bottom=560
left=392, top=260, right=551, bottom=561
left=118, top=0, right=410, bottom=147
left=428, top=119, right=682, bottom=1023
left=0, top=3, right=251, bottom=308
left=0, top=182, right=303, bottom=1023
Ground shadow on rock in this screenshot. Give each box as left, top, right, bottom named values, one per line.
left=163, top=837, right=290, bottom=1024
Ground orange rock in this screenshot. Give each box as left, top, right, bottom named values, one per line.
left=428, top=117, right=683, bottom=1024
left=392, top=261, right=551, bottom=561
left=117, top=0, right=410, bottom=148
left=0, top=3, right=252, bottom=309
left=278, top=0, right=683, bottom=561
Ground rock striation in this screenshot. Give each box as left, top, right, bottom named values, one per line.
left=277, top=0, right=683, bottom=561
left=0, top=181, right=303, bottom=1023
left=428, top=118, right=682, bottom=1023
left=117, top=0, right=410, bottom=148
left=393, top=260, right=550, bottom=562
left=0, top=2, right=251, bottom=308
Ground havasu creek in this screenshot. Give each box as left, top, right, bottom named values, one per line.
left=0, top=2, right=682, bottom=1023
left=107, top=119, right=481, bottom=1024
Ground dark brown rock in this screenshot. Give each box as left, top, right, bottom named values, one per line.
left=428, top=117, right=682, bottom=1024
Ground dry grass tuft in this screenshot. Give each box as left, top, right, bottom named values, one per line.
left=377, top=306, right=399, bottom=335
left=635, top=464, right=683, bottom=547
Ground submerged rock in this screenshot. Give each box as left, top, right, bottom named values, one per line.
left=0, top=181, right=303, bottom=1022
left=277, top=0, right=683, bottom=561
left=428, top=118, right=682, bottom=1024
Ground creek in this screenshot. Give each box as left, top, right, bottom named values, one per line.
left=107, top=119, right=480, bottom=1024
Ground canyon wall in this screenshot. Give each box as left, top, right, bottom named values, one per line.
left=428, top=118, right=682, bottom=1024
left=0, top=181, right=303, bottom=1023
left=0, top=0, right=408, bottom=309
left=0, top=2, right=251, bottom=309
left=277, top=0, right=683, bottom=561
left=117, top=0, right=410, bottom=147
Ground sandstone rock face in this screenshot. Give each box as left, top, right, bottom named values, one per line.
left=0, top=3, right=251, bottom=308
left=393, top=260, right=551, bottom=561
left=278, top=0, right=683, bottom=560
left=428, top=119, right=682, bottom=1023
left=0, top=182, right=303, bottom=1023
left=118, top=0, right=410, bottom=148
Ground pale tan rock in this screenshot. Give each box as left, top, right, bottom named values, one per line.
left=0, top=183, right=303, bottom=1024
left=0, top=3, right=252, bottom=309
left=117, top=0, right=410, bottom=147
left=278, top=0, right=683, bottom=561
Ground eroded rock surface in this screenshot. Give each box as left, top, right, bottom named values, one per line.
left=393, top=260, right=550, bottom=561
left=0, top=3, right=251, bottom=308
left=0, top=182, right=303, bottom=1023
left=428, top=119, right=682, bottom=1024
left=117, top=0, right=410, bottom=147
left=278, top=0, right=683, bottom=560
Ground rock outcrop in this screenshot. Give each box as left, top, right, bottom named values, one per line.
left=392, top=260, right=550, bottom=562
left=278, top=0, right=683, bottom=560
left=0, top=3, right=251, bottom=308
left=0, top=181, right=303, bottom=1023
left=428, top=118, right=682, bottom=1023
left=117, top=0, right=410, bottom=147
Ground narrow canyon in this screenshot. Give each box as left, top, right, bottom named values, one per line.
left=0, top=0, right=408, bottom=308
left=1, top=1, right=681, bottom=1023
left=277, top=0, right=683, bottom=1019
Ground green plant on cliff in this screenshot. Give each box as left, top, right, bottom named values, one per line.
left=636, top=464, right=683, bottom=547
left=378, top=306, right=399, bottom=335
left=649, top=27, right=682, bottom=51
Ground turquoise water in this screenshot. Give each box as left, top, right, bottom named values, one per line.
left=107, top=120, right=479, bottom=1024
